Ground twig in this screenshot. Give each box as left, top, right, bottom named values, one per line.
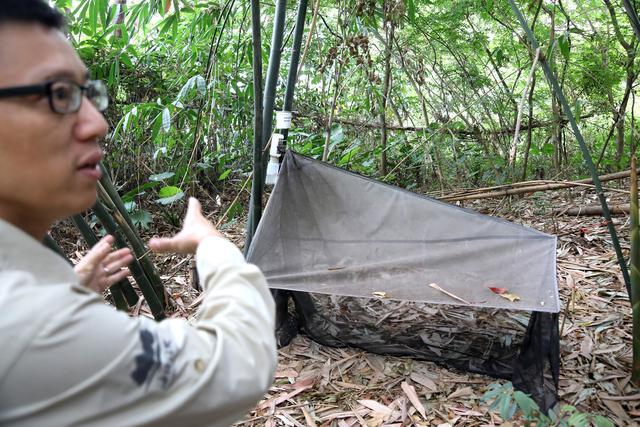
left=207, top=172, right=254, bottom=227
left=601, top=394, right=640, bottom=401
left=428, top=283, right=472, bottom=305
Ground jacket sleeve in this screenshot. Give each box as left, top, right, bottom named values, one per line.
left=0, top=236, right=277, bottom=427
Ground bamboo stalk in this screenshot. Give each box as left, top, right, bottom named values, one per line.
left=92, top=202, right=165, bottom=320
left=280, top=0, right=309, bottom=145
left=441, top=169, right=636, bottom=199
left=630, top=155, right=640, bottom=383
left=440, top=169, right=637, bottom=202
left=43, top=233, right=70, bottom=261
left=261, top=0, right=287, bottom=161
left=244, top=0, right=265, bottom=254
left=45, top=228, right=130, bottom=311
left=71, top=214, right=139, bottom=307
left=553, top=204, right=633, bottom=216
left=97, top=170, right=166, bottom=307
left=508, top=0, right=631, bottom=299
left=108, top=283, right=129, bottom=312
left=297, top=0, right=320, bottom=77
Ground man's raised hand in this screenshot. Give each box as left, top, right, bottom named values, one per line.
left=148, top=197, right=222, bottom=255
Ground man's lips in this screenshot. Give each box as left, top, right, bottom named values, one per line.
left=77, top=163, right=102, bottom=180
left=77, top=150, right=104, bottom=180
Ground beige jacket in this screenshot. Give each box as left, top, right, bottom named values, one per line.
left=0, top=219, right=276, bottom=426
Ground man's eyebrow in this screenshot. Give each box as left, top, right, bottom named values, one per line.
left=43, top=70, right=90, bottom=82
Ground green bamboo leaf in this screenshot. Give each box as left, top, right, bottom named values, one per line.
left=119, top=52, right=133, bottom=68
left=513, top=391, right=539, bottom=416
left=156, top=186, right=184, bottom=205
left=567, top=412, right=588, bottom=426
left=122, top=182, right=160, bottom=202
left=176, top=76, right=196, bottom=101
left=162, top=108, right=171, bottom=132
left=406, top=0, right=416, bottom=22
left=574, top=99, right=583, bottom=123
left=149, top=172, right=175, bottom=181
left=195, top=75, right=207, bottom=96
left=151, top=112, right=163, bottom=143
left=218, top=169, right=231, bottom=181
left=593, top=416, right=615, bottom=427
left=498, top=394, right=514, bottom=419
left=89, top=1, right=98, bottom=32
left=158, top=14, right=176, bottom=35
left=226, top=200, right=243, bottom=220
left=558, top=32, right=570, bottom=61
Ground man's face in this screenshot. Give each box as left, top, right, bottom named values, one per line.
left=0, top=23, right=108, bottom=234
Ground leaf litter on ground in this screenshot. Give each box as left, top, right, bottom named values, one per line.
left=53, top=184, right=638, bottom=425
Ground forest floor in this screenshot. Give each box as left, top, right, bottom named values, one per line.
left=54, top=179, right=637, bottom=426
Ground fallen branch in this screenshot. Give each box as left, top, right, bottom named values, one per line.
left=439, top=169, right=636, bottom=202
left=554, top=204, right=632, bottom=216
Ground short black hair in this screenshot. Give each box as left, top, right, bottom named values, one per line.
left=0, top=0, right=66, bottom=30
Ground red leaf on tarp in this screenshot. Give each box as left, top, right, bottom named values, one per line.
left=489, top=287, right=521, bottom=302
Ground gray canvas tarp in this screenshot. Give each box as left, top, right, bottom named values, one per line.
left=247, top=151, right=559, bottom=314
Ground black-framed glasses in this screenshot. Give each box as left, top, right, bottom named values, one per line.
left=0, top=79, right=108, bottom=114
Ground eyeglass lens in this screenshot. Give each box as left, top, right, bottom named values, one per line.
left=88, top=80, right=108, bottom=112
left=50, top=81, right=80, bottom=113
left=50, top=80, right=108, bottom=114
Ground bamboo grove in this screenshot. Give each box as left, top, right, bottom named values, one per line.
left=50, top=0, right=640, bottom=384
left=52, top=0, right=640, bottom=195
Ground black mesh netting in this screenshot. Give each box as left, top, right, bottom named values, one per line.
left=248, top=151, right=560, bottom=411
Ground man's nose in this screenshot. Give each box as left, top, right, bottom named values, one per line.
left=75, top=96, right=108, bottom=142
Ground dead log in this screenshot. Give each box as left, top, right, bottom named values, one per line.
left=554, top=204, right=632, bottom=216
left=439, top=169, right=636, bottom=202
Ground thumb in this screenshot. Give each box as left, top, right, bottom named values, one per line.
left=184, top=197, right=202, bottom=222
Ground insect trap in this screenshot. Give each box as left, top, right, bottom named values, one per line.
left=248, top=151, right=560, bottom=411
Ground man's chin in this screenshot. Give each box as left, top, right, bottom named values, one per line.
left=63, top=190, right=98, bottom=218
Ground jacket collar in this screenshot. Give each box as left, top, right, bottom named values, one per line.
left=0, top=218, right=77, bottom=285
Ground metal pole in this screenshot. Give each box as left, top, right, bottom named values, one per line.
left=281, top=0, right=309, bottom=146
left=245, top=0, right=265, bottom=254
left=508, top=0, right=632, bottom=299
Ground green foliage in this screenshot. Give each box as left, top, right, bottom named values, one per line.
left=123, top=201, right=153, bottom=230
left=156, top=186, right=185, bottom=205
left=483, top=382, right=614, bottom=427
left=60, top=0, right=639, bottom=196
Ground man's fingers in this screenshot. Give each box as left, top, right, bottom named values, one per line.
left=101, top=268, right=131, bottom=293
left=104, top=252, right=134, bottom=273
left=75, top=236, right=113, bottom=269
left=108, top=267, right=130, bottom=284
left=148, top=236, right=179, bottom=253
left=97, top=234, right=115, bottom=246
left=103, top=248, right=132, bottom=265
